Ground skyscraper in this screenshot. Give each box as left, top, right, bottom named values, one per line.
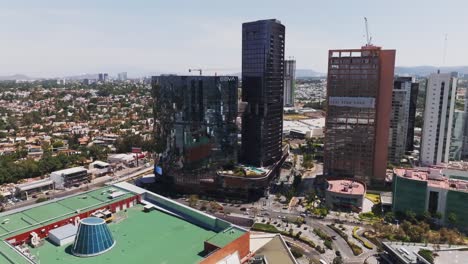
left=241, top=19, right=285, bottom=167
left=118, top=72, right=127, bottom=81
left=388, top=77, right=412, bottom=164
left=420, top=72, right=457, bottom=165
left=463, top=88, right=468, bottom=159
left=284, top=59, right=296, bottom=107
left=152, top=75, right=238, bottom=187
left=406, top=80, right=420, bottom=151
left=324, top=45, right=396, bottom=185
left=449, top=110, right=465, bottom=160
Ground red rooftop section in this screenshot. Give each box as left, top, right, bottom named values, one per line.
left=394, top=168, right=468, bottom=192
left=327, top=179, right=366, bottom=195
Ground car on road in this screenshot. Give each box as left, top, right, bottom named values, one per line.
left=331, top=235, right=337, bottom=240
left=240, top=207, right=247, bottom=211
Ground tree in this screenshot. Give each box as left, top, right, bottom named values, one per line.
left=384, top=212, right=396, bottom=223
left=332, top=256, right=343, bottom=264
left=52, top=140, right=64, bottom=149
left=447, top=212, right=457, bottom=226
left=188, top=195, right=199, bottom=208
left=418, top=249, right=434, bottom=264
left=404, top=210, right=417, bottom=223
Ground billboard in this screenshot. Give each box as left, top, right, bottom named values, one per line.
left=154, top=165, right=163, bottom=176
left=132, top=147, right=142, bottom=153
left=328, top=97, right=375, bottom=108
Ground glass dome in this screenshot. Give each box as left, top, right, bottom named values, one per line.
left=72, top=217, right=116, bottom=257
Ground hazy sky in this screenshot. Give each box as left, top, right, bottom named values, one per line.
left=1, top=0, right=467, bottom=77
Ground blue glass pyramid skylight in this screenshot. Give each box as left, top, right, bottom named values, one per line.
left=72, top=217, right=116, bottom=257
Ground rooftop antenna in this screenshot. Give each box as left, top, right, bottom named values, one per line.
left=364, top=17, right=372, bottom=46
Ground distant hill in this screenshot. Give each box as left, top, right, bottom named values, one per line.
left=232, top=69, right=325, bottom=78
left=64, top=74, right=99, bottom=80
left=296, top=69, right=325, bottom=78
left=0, top=74, right=43, bottom=81
left=395, top=66, right=468, bottom=76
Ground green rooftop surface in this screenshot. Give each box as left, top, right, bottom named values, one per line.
left=28, top=204, right=218, bottom=264
left=0, top=186, right=133, bottom=240
left=0, top=213, right=37, bottom=233
left=205, top=226, right=245, bottom=248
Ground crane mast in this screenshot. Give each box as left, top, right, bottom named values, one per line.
left=364, top=17, right=372, bottom=46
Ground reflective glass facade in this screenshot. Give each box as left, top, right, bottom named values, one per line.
left=449, top=110, right=466, bottom=160
left=72, top=217, right=115, bottom=257
left=241, top=19, right=285, bottom=167
left=152, top=76, right=238, bottom=186
left=284, top=59, right=296, bottom=107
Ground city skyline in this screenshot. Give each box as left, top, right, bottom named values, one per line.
left=1, top=0, right=468, bottom=77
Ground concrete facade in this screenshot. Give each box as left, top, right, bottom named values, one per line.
left=420, top=72, right=457, bottom=165
left=388, top=77, right=412, bottom=164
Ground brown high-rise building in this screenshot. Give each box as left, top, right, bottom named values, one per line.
left=324, top=45, right=395, bottom=185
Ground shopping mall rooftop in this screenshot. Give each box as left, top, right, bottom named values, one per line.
left=0, top=183, right=248, bottom=264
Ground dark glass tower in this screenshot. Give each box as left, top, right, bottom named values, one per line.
left=241, top=19, right=285, bottom=167
left=406, top=81, right=419, bottom=151
left=152, top=76, right=238, bottom=187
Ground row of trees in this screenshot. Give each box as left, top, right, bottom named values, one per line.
left=373, top=220, right=465, bottom=245
left=0, top=143, right=110, bottom=185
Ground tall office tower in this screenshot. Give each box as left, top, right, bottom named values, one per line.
left=103, top=73, right=109, bottom=82
left=463, top=88, right=468, bottom=159
left=241, top=19, right=285, bottom=167
left=118, top=72, right=127, bottom=81
left=284, top=59, right=296, bottom=107
left=406, top=81, right=420, bottom=151
left=324, top=45, right=395, bottom=185
left=388, top=77, right=412, bottom=164
left=152, top=75, right=238, bottom=187
left=420, top=72, right=457, bottom=165
left=449, top=110, right=466, bottom=160
left=98, top=73, right=104, bottom=82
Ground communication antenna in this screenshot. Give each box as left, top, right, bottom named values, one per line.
left=364, top=17, right=372, bottom=46
left=442, top=34, right=448, bottom=67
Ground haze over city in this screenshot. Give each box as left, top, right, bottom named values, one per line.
left=1, top=0, right=468, bottom=77
left=0, top=1, right=468, bottom=264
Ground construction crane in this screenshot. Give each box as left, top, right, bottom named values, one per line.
left=188, top=68, right=203, bottom=76
left=364, top=17, right=372, bottom=46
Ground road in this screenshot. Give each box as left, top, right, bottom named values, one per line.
left=2, top=165, right=153, bottom=212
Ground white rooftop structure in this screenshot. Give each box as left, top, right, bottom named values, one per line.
left=16, top=178, right=54, bottom=192
left=51, top=167, right=87, bottom=176
left=283, top=118, right=325, bottom=138
left=48, top=223, right=78, bottom=246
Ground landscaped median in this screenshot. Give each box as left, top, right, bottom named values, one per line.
left=313, top=228, right=334, bottom=250
left=327, top=224, right=363, bottom=256
left=352, top=227, right=374, bottom=249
